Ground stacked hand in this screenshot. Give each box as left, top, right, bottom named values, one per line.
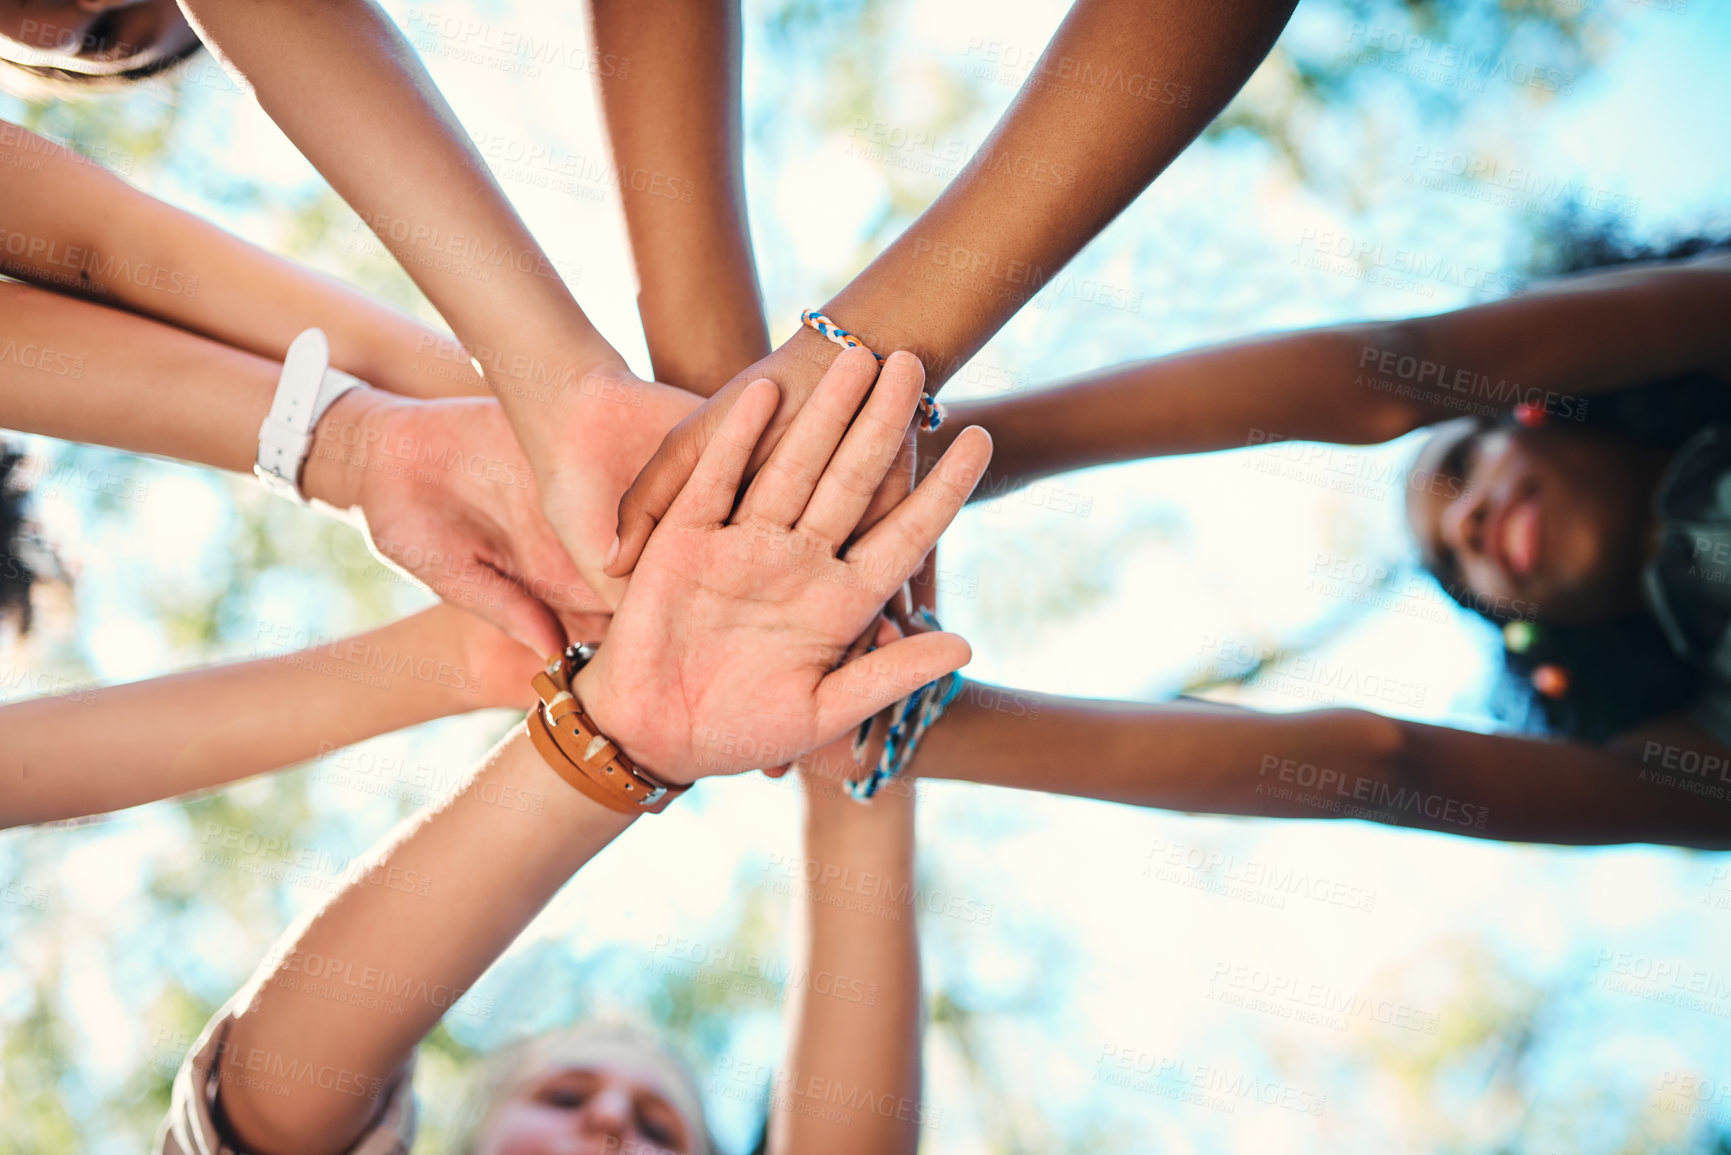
left=605, top=334, right=922, bottom=581
left=299, top=370, right=701, bottom=659
left=293, top=341, right=982, bottom=789
left=523, top=364, right=704, bottom=601
left=571, top=350, right=991, bottom=784
left=299, top=390, right=612, bottom=657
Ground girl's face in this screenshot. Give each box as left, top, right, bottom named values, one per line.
left=0, top=0, right=196, bottom=72
left=1405, top=418, right=1663, bottom=624
left=477, top=1062, right=696, bottom=1155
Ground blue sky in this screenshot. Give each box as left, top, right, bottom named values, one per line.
left=2, top=1, right=1730, bottom=1151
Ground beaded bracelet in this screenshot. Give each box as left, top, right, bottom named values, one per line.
left=800, top=308, right=945, bottom=433
left=847, top=609, right=966, bottom=801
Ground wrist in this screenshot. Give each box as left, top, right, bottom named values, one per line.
left=568, top=659, right=695, bottom=789
left=300, top=386, right=396, bottom=510
left=740, top=326, right=843, bottom=444
left=778, top=323, right=845, bottom=382
left=801, top=759, right=916, bottom=820
left=817, top=288, right=966, bottom=392
left=499, top=726, right=640, bottom=842
left=419, top=604, right=523, bottom=714
left=638, top=288, right=771, bottom=396
left=800, top=797, right=917, bottom=888
left=486, top=346, right=637, bottom=467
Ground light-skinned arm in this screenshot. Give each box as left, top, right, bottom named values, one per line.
left=174, top=0, right=703, bottom=595
left=0, top=280, right=608, bottom=653
left=0, top=118, right=484, bottom=399
left=0, top=603, right=541, bottom=829
left=212, top=348, right=993, bottom=1155
left=767, top=738, right=923, bottom=1153
left=762, top=574, right=941, bottom=1155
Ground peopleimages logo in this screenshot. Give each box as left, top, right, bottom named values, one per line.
left=1347, top=24, right=1574, bottom=95
left=1207, top=962, right=1442, bottom=1035
left=1357, top=343, right=1586, bottom=421
left=1256, top=754, right=1490, bottom=830
left=1095, top=1044, right=1328, bottom=1115
left=649, top=934, right=880, bottom=1005
left=1142, top=838, right=1377, bottom=913
left=0, top=227, right=200, bottom=298
left=763, top=851, right=996, bottom=925
left=1294, top=228, right=1526, bottom=297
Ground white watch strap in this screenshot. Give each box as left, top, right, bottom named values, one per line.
left=255, top=328, right=363, bottom=503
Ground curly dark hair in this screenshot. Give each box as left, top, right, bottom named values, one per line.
left=1428, top=226, right=1731, bottom=743
left=0, top=444, right=41, bottom=636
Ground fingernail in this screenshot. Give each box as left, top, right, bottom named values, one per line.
left=604, top=535, right=620, bottom=568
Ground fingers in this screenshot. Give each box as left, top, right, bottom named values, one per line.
left=375, top=527, right=572, bottom=656
left=851, top=427, right=918, bottom=539
left=812, top=631, right=972, bottom=741
left=733, top=347, right=879, bottom=529
left=842, top=426, right=991, bottom=599
left=515, top=523, right=614, bottom=618
left=555, top=608, right=612, bottom=646
left=662, top=378, right=782, bottom=529
left=872, top=610, right=907, bottom=648
left=607, top=395, right=729, bottom=578
left=795, top=351, right=927, bottom=548
left=474, top=579, right=569, bottom=659
left=906, top=553, right=938, bottom=615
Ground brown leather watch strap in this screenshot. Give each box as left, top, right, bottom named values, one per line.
left=524, top=648, right=688, bottom=815
left=523, top=706, right=631, bottom=813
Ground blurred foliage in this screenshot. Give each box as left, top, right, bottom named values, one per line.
left=2, top=0, right=1729, bottom=1153
left=746, top=0, right=1628, bottom=267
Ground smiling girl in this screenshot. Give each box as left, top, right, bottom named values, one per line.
left=906, top=233, right=1731, bottom=849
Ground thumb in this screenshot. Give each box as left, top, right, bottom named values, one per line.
left=813, top=631, right=971, bottom=743
left=608, top=414, right=710, bottom=579
left=609, top=383, right=749, bottom=578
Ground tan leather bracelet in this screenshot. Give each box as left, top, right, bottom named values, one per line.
left=523, top=646, right=688, bottom=815
left=524, top=704, right=630, bottom=813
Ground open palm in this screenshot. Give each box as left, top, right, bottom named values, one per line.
left=574, top=352, right=992, bottom=785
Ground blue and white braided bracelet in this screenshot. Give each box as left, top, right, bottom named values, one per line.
left=800, top=308, right=945, bottom=433
left=847, top=608, right=966, bottom=801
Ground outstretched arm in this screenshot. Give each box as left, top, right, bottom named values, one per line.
left=589, top=0, right=770, bottom=394
left=0, top=280, right=610, bottom=653
left=204, top=349, right=991, bottom=1155
left=767, top=755, right=923, bottom=1155
left=907, top=686, right=1731, bottom=849
left=175, top=0, right=707, bottom=597
left=0, top=603, right=540, bottom=829
left=610, top=0, right=1300, bottom=573
left=926, top=249, right=1731, bottom=496
left=215, top=724, right=639, bottom=1155
left=928, top=321, right=1411, bottom=496
left=0, top=119, right=483, bottom=399
left=0, top=278, right=325, bottom=475
left=762, top=576, right=946, bottom=1155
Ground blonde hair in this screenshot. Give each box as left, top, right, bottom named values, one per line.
left=448, top=1020, right=714, bottom=1155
